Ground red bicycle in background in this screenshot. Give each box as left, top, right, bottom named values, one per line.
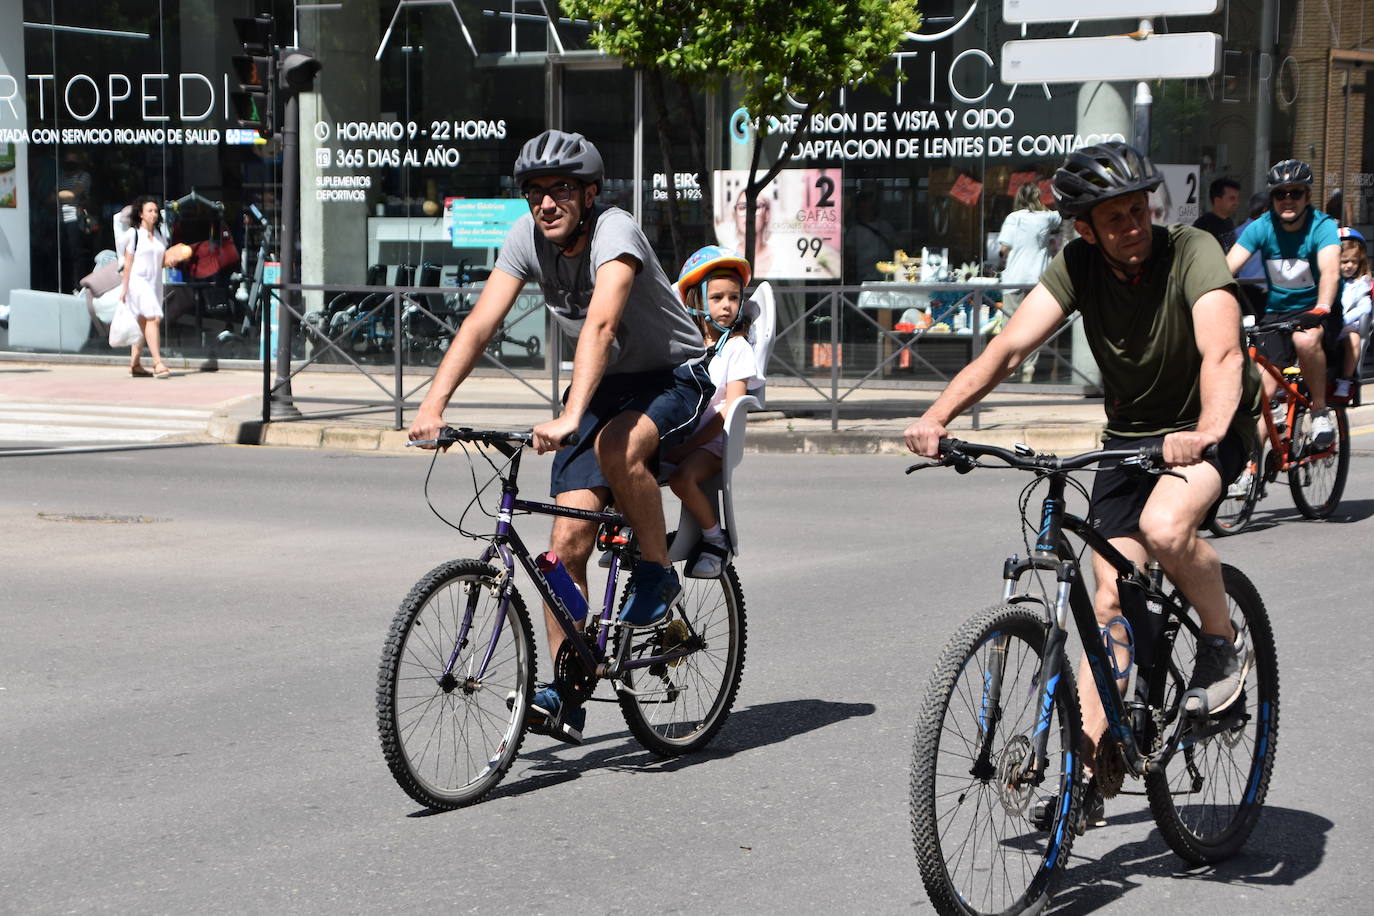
left=1209, top=317, right=1351, bottom=536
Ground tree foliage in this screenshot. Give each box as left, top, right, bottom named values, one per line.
left=561, top=0, right=921, bottom=264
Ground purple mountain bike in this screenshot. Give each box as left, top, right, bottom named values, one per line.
left=376, top=427, right=747, bottom=809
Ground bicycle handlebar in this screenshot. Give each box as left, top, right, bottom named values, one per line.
left=908, top=437, right=1215, bottom=476
left=407, top=426, right=580, bottom=450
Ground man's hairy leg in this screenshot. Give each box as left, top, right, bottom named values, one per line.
left=595, top=411, right=669, bottom=566
left=1136, top=463, right=1232, bottom=639
left=1080, top=539, right=1149, bottom=764
left=545, top=487, right=609, bottom=661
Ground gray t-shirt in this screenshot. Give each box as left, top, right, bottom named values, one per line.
left=494, top=205, right=705, bottom=374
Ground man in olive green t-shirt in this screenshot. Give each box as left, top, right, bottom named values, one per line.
left=904, top=142, right=1260, bottom=822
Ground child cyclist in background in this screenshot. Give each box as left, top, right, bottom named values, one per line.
left=666, top=246, right=759, bottom=578
left=1334, top=227, right=1372, bottom=402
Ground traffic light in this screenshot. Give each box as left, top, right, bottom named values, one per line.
left=231, top=15, right=275, bottom=137
left=277, top=49, right=321, bottom=94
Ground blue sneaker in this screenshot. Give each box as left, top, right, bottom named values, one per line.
left=528, top=683, right=585, bottom=746
left=620, top=563, right=680, bottom=628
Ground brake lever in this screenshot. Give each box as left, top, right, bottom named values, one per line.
left=1118, top=455, right=1186, bottom=481
left=904, top=460, right=943, bottom=474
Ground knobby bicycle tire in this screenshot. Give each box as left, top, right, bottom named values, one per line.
left=1287, top=404, right=1349, bottom=519
left=911, top=604, right=1082, bottom=916
left=1208, top=446, right=1263, bottom=537
left=616, top=564, right=747, bottom=757
left=377, top=559, right=536, bottom=809
left=1145, top=564, right=1279, bottom=864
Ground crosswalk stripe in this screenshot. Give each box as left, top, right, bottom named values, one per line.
left=0, top=402, right=213, bottom=443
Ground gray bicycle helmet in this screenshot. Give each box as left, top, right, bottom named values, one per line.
left=1265, top=159, right=1313, bottom=192
left=513, top=129, right=604, bottom=190
left=1051, top=141, right=1163, bottom=219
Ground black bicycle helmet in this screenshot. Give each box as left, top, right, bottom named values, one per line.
left=513, top=129, right=604, bottom=190
left=1265, top=159, right=1313, bottom=192
left=1051, top=141, right=1163, bottom=219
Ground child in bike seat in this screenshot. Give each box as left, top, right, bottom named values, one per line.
left=1334, top=227, right=1372, bottom=401
left=665, top=246, right=759, bottom=578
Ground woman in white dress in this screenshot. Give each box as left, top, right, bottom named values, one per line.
left=118, top=196, right=170, bottom=377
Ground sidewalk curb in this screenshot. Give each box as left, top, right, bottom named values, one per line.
left=207, top=410, right=1109, bottom=456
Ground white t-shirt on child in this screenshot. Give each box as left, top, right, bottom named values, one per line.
left=691, top=334, right=759, bottom=451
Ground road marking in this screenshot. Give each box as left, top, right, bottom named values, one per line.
left=0, top=401, right=212, bottom=444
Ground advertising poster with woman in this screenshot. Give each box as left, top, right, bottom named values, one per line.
left=713, top=168, right=842, bottom=280
left=0, top=144, right=16, bottom=208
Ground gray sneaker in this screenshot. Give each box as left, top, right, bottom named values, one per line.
left=1183, top=622, right=1252, bottom=716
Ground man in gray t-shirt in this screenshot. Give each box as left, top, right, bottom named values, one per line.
left=495, top=205, right=703, bottom=374
left=411, top=130, right=711, bottom=745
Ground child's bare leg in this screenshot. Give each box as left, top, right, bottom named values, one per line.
left=668, top=449, right=721, bottom=530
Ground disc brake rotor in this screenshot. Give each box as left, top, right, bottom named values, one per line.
left=996, top=735, right=1035, bottom=817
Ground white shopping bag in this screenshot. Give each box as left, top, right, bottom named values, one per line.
left=108, top=299, right=143, bottom=348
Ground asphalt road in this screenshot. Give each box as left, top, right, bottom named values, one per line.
left=2, top=445, right=1371, bottom=914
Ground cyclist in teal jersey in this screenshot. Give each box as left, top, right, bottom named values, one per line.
left=1226, top=159, right=1341, bottom=450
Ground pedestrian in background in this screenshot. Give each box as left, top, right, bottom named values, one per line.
left=118, top=196, right=171, bottom=378
left=997, top=181, right=1062, bottom=382
left=1193, top=177, right=1241, bottom=251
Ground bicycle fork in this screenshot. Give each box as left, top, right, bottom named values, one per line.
left=997, top=556, right=1076, bottom=785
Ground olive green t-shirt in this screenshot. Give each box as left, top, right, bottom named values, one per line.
left=1040, top=224, right=1262, bottom=445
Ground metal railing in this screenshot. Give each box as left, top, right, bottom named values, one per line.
left=260, top=280, right=562, bottom=427
left=257, top=278, right=1285, bottom=433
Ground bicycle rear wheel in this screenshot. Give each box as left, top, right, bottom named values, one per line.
left=616, top=564, right=746, bottom=756
left=911, top=604, right=1082, bottom=916
left=1145, top=564, right=1279, bottom=864
left=1288, top=404, right=1349, bottom=518
left=1208, top=446, right=1262, bottom=537
left=377, top=559, right=536, bottom=809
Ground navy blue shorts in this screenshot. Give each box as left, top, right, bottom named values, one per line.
left=1088, top=430, right=1247, bottom=539
left=549, top=362, right=714, bottom=497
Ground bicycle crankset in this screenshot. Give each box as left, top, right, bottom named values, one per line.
left=1094, top=740, right=1127, bottom=799
left=553, top=634, right=599, bottom=705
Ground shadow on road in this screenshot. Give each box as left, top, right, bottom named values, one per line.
left=1048, top=805, right=1332, bottom=914
left=409, top=698, right=877, bottom=813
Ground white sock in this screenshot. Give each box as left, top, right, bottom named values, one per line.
left=703, top=525, right=726, bottom=546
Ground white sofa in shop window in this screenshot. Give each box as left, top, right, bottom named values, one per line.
left=6, top=288, right=92, bottom=352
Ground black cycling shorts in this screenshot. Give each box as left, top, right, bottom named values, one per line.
left=1088, top=429, right=1247, bottom=540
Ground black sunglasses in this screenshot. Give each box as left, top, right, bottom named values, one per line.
left=522, top=181, right=581, bottom=206
left=1272, top=187, right=1308, bottom=201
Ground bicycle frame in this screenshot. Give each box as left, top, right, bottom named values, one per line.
left=439, top=441, right=696, bottom=690
left=1251, top=347, right=1337, bottom=472
left=987, top=465, right=1246, bottom=791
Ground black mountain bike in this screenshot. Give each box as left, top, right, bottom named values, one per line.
left=908, top=439, right=1280, bottom=916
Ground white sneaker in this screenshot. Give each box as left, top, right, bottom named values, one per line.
left=1227, top=465, right=1255, bottom=498
left=1310, top=409, right=1335, bottom=451
left=686, top=539, right=729, bottom=578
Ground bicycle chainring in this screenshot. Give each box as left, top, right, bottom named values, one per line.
left=553, top=634, right=600, bottom=705
left=1094, top=739, right=1127, bottom=799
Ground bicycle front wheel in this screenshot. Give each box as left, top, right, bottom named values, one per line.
left=377, top=559, right=536, bottom=809
left=1145, top=564, right=1279, bottom=864
left=616, top=564, right=746, bottom=756
left=1288, top=404, right=1349, bottom=518
left=911, top=604, right=1082, bottom=916
left=1208, top=447, right=1262, bottom=537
